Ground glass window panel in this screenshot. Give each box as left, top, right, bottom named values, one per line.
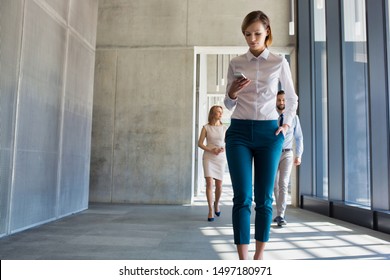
left=313, top=0, right=329, bottom=198
left=342, top=0, right=371, bottom=207
left=388, top=0, right=390, bottom=125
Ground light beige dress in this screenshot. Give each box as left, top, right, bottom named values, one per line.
left=202, top=124, right=227, bottom=181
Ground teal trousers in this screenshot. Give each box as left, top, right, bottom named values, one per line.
left=226, top=119, right=284, bottom=244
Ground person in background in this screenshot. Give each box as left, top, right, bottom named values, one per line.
left=273, top=90, right=303, bottom=227
left=224, top=10, right=298, bottom=259
left=198, top=105, right=227, bottom=222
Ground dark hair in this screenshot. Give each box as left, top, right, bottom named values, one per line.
left=277, top=90, right=285, bottom=96
left=241, top=10, right=273, bottom=47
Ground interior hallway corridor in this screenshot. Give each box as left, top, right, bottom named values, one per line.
left=0, top=185, right=389, bottom=260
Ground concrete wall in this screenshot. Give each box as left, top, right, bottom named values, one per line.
left=0, top=0, right=98, bottom=236
left=91, top=0, right=294, bottom=204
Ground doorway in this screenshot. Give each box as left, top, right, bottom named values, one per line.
left=192, top=46, right=298, bottom=207
left=193, top=47, right=247, bottom=198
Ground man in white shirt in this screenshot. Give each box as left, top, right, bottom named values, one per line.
left=273, top=90, right=304, bottom=226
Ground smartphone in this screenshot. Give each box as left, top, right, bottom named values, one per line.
left=233, top=72, right=247, bottom=80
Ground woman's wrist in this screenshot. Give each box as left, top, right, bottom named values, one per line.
left=228, top=91, right=237, bottom=100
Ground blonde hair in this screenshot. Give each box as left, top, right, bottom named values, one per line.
left=208, top=105, right=223, bottom=125
left=241, top=10, right=273, bottom=47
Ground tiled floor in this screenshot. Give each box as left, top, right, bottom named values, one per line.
left=0, top=185, right=389, bottom=260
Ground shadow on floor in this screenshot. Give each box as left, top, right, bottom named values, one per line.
left=0, top=185, right=389, bottom=260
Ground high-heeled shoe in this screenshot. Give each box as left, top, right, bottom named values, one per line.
left=214, top=202, right=221, bottom=217
left=208, top=217, right=215, bottom=222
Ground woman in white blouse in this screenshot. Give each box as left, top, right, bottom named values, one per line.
left=224, top=10, right=298, bottom=260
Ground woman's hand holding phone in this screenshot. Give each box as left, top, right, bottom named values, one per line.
left=228, top=72, right=251, bottom=99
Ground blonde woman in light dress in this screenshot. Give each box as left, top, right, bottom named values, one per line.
left=198, top=105, right=228, bottom=222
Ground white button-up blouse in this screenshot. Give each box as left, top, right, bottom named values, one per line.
left=224, top=49, right=298, bottom=127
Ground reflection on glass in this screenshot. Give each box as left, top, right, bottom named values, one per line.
left=342, top=0, right=371, bottom=207
left=313, top=0, right=328, bottom=198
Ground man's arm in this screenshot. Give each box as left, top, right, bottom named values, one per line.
left=294, top=116, right=304, bottom=165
